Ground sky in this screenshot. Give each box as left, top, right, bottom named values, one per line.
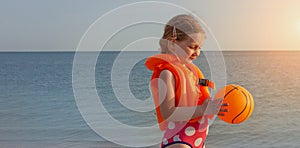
left=1, top=0, right=300, bottom=51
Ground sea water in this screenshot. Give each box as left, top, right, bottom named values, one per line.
left=0, top=51, right=299, bottom=148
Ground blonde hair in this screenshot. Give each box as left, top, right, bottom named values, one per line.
left=159, top=14, right=206, bottom=53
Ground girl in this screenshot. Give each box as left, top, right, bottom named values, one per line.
left=145, top=14, right=227, bottom=148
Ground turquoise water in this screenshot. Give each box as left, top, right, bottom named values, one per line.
left=0, top=51, right=299, bottom=148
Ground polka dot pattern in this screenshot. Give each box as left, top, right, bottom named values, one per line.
left=162, top=138, right=168, bottom=145
left=206, top=127, right=209, bottom=135
left=161, top=120, right=208, bottom=148
left=173, top=135, right=181, bottom=142
left=185, top=126, right=195, bottom=136
left=194, top=137, right=203, bottom=147
left=168, top=121, right=175, bottom=129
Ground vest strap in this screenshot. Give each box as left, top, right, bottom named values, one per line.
left=199, top=79, right=216, bottom=90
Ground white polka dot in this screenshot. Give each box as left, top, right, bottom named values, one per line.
left=168, top=121, right=175, bottom=129
left=173, top=135, right=181, bottom=142
left=194, top=137, right=203, bottom=147
left=203, top=145, right=206, bottom=148
left=185, top=126, right=195, bottom=136
left=206, top=127, right=209, bottom=135
left=163, top=138, right=168, bottom=145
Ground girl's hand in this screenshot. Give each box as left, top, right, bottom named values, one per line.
left=202, top=98, right=228, bottom=116
left=218, top=99, right=229, bottom=116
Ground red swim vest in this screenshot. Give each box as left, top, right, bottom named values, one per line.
left=145, top=54, right=215, bottom=131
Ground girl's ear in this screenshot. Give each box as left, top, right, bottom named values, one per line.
left=167, top=39, right=176, bottom=51
left=170, top=37, right=177, bottom=42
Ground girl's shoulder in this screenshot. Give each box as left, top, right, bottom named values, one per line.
left=159, top=69, right=174, bottom=80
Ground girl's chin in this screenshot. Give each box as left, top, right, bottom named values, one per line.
left=185, top=58, right=193, bottom=63
left=178, top=56, right=193, bottom=63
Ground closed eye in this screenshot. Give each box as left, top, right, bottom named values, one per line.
left=189, top=46, right=201, bottom=50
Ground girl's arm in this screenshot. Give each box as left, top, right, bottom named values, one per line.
left=158, top=69, right=222, bottom=122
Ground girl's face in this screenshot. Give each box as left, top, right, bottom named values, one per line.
left=172, top=33, right=205, bottom=63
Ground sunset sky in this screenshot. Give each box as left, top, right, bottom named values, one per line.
left=1, top=0, right=300, bottom=51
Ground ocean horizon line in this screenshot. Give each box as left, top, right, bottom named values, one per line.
left=0, top=50, right=299, bottom=53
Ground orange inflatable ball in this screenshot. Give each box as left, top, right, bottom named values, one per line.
left=214, top=84, right=254, bottom=124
